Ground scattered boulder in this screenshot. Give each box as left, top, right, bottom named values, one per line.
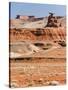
left=46, top=81, right=60, bottom=86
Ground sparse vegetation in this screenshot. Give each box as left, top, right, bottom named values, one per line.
left=34, top=43, right=44, bottom=47
left=58, top=41, right=66, bottom=47
left=28, top=83, right=33, bottom=86
left=34, top=42, right=52, bottom=50
left=42, top=43, right=52, bottom=50
left=46, top=43, right=52, bottom=46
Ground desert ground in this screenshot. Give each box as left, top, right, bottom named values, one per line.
left=10, top=57, right=66, bottom=88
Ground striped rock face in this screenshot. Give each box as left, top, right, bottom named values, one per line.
left=10, top=27, right=66, bottom=42
left=10, top=16, right=66, bottom=42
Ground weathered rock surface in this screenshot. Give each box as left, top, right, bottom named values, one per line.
left=10, top=28, right=66, bottom=42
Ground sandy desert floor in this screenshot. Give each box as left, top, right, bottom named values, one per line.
left=9, top=56, right=66, bottom=88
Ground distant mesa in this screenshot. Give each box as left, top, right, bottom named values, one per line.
left=10, top=13, right=66, bottom=29
left=9, top=13, right=66, bottom=42
left=16, top=15, right=36, bottom=21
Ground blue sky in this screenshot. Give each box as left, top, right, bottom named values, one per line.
left=10, top=2, right=66, bottom=19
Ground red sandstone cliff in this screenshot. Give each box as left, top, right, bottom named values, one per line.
left=10, top=28, right=66, bottom=42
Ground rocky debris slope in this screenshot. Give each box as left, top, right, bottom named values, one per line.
left=10, top=41, right=40, bottom=58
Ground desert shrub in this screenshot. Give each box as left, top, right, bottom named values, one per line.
left=43, top=47, right=49, bottom=50
left=28, top=83, right=33, bottom=86
left=46, top=43, right=52, bottom=46
left=54, top=41, right=57, bottom=43
left=42, top=43, right=52, bottom=50
left=58, top=41, right=66, bottom=47
left=34, top=43, right=44, bottom=47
